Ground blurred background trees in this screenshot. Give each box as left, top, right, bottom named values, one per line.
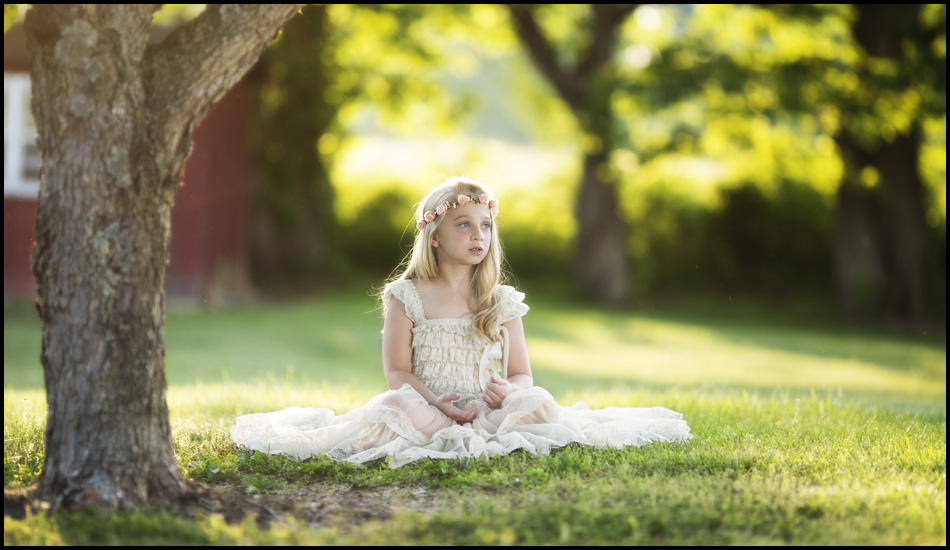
left=132, top=4, right=950, bottom=324
left=249, top=4, right=472, bottom=289
left=603, top=4, right=945, bottom=322
left=506, top=4, right=637, bottom=306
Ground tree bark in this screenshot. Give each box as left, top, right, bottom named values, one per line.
left=574, top=151, right=630, bottom=304
left=507, top=4, right=635, bottom=305
left=25, top=4, right=303, bottom=509
left=873, top=123, right=928, bottom=319
left=832, top=152, right=887, bottom=319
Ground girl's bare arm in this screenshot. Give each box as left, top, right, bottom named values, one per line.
left=482, top=316, right=533, bottom=408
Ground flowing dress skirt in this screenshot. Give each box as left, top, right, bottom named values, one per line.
left=231, top=384, right=693, bottom=468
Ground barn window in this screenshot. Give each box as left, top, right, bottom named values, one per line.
left=4, top=73, right=40, bottom=198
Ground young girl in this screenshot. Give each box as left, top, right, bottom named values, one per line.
left=231, top=177, right=691, bottom=467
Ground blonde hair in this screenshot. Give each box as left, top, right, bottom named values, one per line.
left=385, top=176, right=505, bottom=342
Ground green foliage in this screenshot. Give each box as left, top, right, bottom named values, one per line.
left=339, top=185, right=417, bottom=279
left=705, top=182, right=833, bottom=293
left=330, top=135, right=582, bottom=286
left=150, top=4, right=204, bottom=27
left=492, top=181, right=577, bottom=282
left=249, top=5, right=475, bottom=285
left=3, top=4, right=18, bottom=33
left=251, top=5, right=345, bottom=283
left=609, top=3, right=945, bottom=312
left=331, top=136, right=842, bottom=299
left=239, top=2, right=943, bottom=315
left=319, top=4, right=943, bottom=312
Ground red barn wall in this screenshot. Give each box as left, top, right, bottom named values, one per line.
left=3, top=78, right=255, bottom=304
left=166, top=78, right=255, bottom=303
left=3, top=198, right=37, bottom=298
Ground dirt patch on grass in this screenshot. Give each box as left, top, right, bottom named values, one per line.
left=5, top=481, right=448, bottom=531
left=255, top=483, right=448, bottom=530
left=187, top=482, right=449, bottom=530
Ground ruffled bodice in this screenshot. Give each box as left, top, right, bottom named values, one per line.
left=382, top=279, right=528, bottom=407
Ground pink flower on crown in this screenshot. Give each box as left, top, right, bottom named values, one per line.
left=478, top=193, right=489, bottom=204
left=417, top=220, right=427, bottom=230
left=491, top=207, right=499, bottom=217
left=488, top=198, right=498, bottom=209
left=457, top=194, right=469, bottom=205
left=424, top=210, right=436, bottom=222
left=436, top=203, right=447, bottom=216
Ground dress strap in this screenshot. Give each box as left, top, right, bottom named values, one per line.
left=499, top=325, right=509, bottom=379
left=478, top=326, right=510, bottom=390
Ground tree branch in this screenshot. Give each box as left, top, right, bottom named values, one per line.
left=505, top=4, right=586, bottom=110
left=144, top=4, right=305, bottom=172
left=577, top=4, right=638, bottom=76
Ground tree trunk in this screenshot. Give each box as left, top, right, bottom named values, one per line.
left=873, top=123, right=928, bottom=319
left=833, top=4, right=930, bottom=321
left=25, top=4, right=303, bottom=509
left=506, top=4, right=636, bottom=305
left=833, top=177, right=887, bottom=319
left=574, top=151, right=631, bottom=304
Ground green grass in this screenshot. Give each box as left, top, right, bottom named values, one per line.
left=3, top=291, right=946, bottom=545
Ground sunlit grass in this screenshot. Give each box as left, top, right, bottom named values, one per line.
left=5, top=381, right=945, bottom=545
left=527, top=308, right=945, bottom=404
left=6, top=292, right=944, bottom=405
left=3, top=293, right=946, bottom=545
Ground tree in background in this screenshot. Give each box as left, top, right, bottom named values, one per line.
left=251, top=4, right=473, bottom=289
left=612, top=4, right=945, bottom=321
left=252, top=5, right=344, bottom=287
left=832, top=4, right=945, bottom=321
left=506, top=4, right=637, bottom=306
left=246, top=4, right=944, bottom=321
left=19, top=4, right=302, bottom=509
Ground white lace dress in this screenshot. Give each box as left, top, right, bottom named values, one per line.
left=230, top=279, right=692, bottom=467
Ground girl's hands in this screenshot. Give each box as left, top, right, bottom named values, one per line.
left=433, top=392, right=478, bottom=424
left=481, top=374, right=513, bottom=409
left=431, top=375, right=517, bottom=423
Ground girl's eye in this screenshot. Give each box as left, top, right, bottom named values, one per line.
left=459, top=222, right=469, bottom=228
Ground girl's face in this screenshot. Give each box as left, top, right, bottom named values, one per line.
left=432, top=202, right=493, bottom=268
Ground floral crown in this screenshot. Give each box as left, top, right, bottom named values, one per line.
left=416, top=193, right=500, bottom=231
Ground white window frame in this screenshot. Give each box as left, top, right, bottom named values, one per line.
left=4, top=72, right=40, bottom=198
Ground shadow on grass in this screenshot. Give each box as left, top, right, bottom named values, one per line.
left=4, top=293, right=946, bottom=409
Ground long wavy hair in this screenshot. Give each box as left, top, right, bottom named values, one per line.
left=384, top=176, right=505, bottom=343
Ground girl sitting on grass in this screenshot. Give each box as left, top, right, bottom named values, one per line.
left=231, top=177, right=692, bottom=467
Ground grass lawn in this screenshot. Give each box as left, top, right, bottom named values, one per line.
left=3, top=289, right=946, bottom=545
